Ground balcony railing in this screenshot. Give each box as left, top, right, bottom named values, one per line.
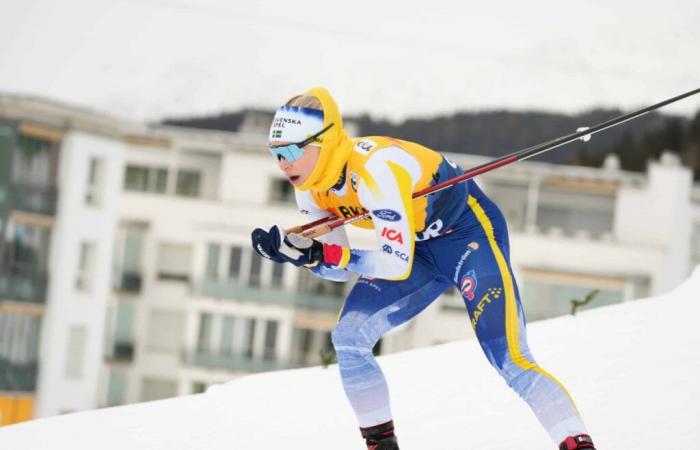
left=0, top=263, right=48, bottom=304
left=195, top=279, right=344, bottom=311
left=182, top=350, right=303, bottom=373
left=0, top=358, right=38, bottom=392
left=107, top=342, right=135, bottom=362
left=7, top=183, right=58, bottom=216
left=115, top=271, right=142, bottom=294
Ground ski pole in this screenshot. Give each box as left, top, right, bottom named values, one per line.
left=288, top=87, right=700, bottom=239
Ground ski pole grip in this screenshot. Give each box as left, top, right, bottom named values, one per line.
left=284, top=225, right=304, bottom=235
left=299, top=224, right=332, bottom=239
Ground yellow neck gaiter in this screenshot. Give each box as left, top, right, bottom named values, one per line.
left=296, top=87, right=353, bottom=192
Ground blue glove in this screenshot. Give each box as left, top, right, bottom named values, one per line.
left=251, top=225, right=323, bottom=267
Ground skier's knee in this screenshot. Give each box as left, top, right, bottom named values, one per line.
left=331, top=323, right=373, bottom=353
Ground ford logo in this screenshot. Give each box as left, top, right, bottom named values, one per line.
left=372, top=209, right=401, bottom=222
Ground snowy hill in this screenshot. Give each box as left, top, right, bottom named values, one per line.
left=2, top=267, right=700, bottom=450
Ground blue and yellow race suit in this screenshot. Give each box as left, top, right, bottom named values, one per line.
left=291, top=88, right=588, bottom=444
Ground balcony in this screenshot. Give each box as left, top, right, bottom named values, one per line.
left=115, top=271, right=142, bottom=294
left=0, top=263, right=48, bottom=304
left=182, top=351, right=302, bottom=373
left=0, top=358, right=38, bottom=392
left=107, top=342, right=135, bottom=362
left=195, top=279, right=344, bottom=311
left=7, top=183, right=58, bottom=216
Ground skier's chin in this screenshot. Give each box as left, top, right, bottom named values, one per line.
left=288, top=175, right=303, bottom=185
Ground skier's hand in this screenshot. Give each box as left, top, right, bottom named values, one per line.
left=251, top=225, right=323, bottom=267
left=285, top=231, right=324, bottom=267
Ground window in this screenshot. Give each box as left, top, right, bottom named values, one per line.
left=298, top=269, right=345, bottom=297
left=85, top=157, right=104, bottom=206
left=112, top=301, right=135, bottom=353
left=243, top=318, right=256, bottom=359
left=248, top=252, right=262, bottom=287
left=106, top=369, right=127, bottom=407
left=141, top=377, right=177, bottom=402
left=192, top=381, right=207, bottom=394
left=146, top=310, right=184, bottom=353
left=521, top=269, right=630, bottom=321
left=271, top=262, right=284, bottom=288
left=156, top=243, right=192, bottom=281
left=196, top=313, right=213, bottom=353
left=692, top=222, right=700, bottom=267
left=220, top=315, right=236, bottom=355
left=116, top=224, right=145, bottom=292
left=204, top=243, right=220, bottom=281
left=0, top=311, right=41, bottom=366
left=175, top=170, right=201, bottom=197
left=263, top=320, right=278, bottom=360
left=228, top=246, right=242, bottom=280
left=13, top=135, right=55, bottom=188
left=65, top=326, right=87, bottom=379
left=76, top=242, right=96, bottom=292
left=8, top=221, right=51, bottom=272
left=480, top=179, right=528, bottom=232
left=535, top=183, right=615, bottom=238
left=0, top=125, right=14, bottom=188
left=124, top=166, right=167, bottom=194
left=270, top=178, right=295, bottom=203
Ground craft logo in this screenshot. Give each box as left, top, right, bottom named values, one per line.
left=460, top=270, right=478, bottom=301
left=471, top=287, right=503, bottom=329
left=381, top=227, right=404, bottom=244
left=372, top=209, right=401, bottom=222
left=272, top=130, right=282, bottom=139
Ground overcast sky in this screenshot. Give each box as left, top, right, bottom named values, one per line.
left=1, top=0, right=699, bottom=122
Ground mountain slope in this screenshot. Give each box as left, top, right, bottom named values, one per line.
left=2, top=267, right=699, bottom=449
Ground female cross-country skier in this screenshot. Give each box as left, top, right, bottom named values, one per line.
left=251, top=87, right=596, bottom=450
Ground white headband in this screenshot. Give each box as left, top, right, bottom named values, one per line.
left=269, top=105, right=324, bottom=143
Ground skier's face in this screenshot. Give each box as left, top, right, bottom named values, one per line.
left=275, top=144, right=320, bottom=186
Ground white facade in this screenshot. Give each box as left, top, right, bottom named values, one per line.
left=2, top=94, right=699, bottom=418
left=35, top=131, right=126, bottom=416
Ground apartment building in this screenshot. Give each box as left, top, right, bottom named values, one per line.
left=0, top=96, right=128, bottom=423
left=1, top=94, right=698, bottom=423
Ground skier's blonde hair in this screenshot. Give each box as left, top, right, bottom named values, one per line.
left=286, top=94, right=322, bottom=110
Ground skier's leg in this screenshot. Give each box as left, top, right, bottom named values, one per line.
left=457, top=196, right=589, bottom=444
left=332, top=244, right=450, bottom=428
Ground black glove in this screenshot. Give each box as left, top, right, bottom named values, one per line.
left=251, top=225, right=323, bottom=267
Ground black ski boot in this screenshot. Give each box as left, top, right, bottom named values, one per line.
left=360, top=420, right=399, bottom=450
left=559, top=434, right=596, bottom=449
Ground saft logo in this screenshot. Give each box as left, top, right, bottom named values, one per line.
left=372, top=209, right=401, bottom=222
left=460, top=270, right=478, bottom=301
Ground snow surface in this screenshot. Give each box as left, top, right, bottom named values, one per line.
left=2, top=267, right=700, bottom=449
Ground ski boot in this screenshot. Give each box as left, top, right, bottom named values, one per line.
left=360, top=420, right=399, bottom=450
left=559, top=434, right=596, bottom=449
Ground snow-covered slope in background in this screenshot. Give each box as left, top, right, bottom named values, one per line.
left=2, top=267, right=700, bottom=450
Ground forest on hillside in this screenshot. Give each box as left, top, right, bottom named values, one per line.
left=163, top=107, right=700, bottom=180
